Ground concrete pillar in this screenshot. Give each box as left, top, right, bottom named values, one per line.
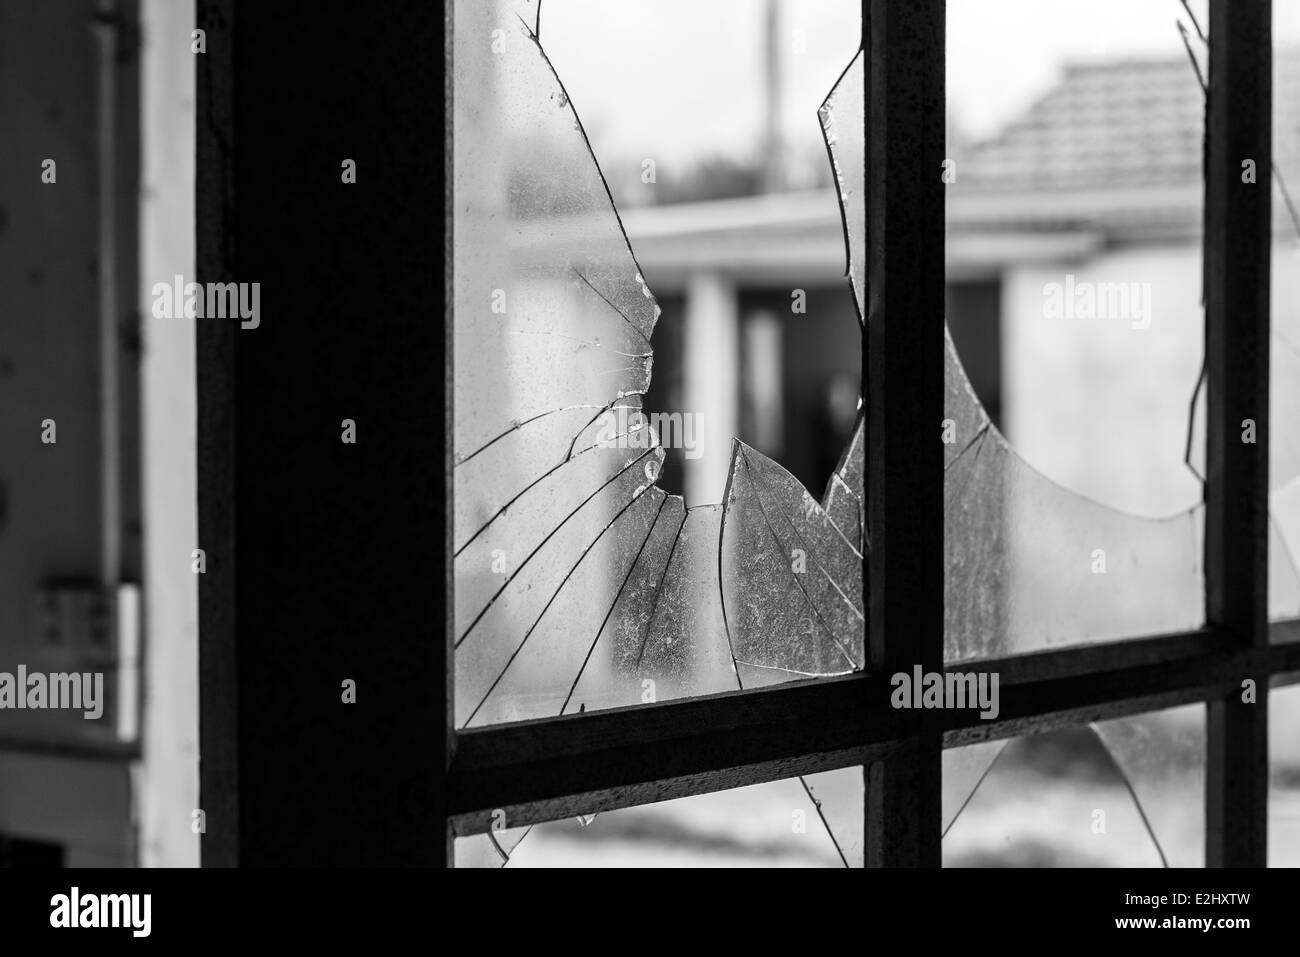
left=682, top=271, right=739, bottom=506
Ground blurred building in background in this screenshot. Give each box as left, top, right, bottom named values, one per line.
left=3, top=0, right=1299, bottom=868
left=507, top=11, right=1300, bottom=864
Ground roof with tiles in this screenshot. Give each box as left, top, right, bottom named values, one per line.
left=961, top=52, right=1300, bottom=194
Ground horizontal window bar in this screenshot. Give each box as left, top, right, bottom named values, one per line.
left=448, top=621, right=1300, bottom=833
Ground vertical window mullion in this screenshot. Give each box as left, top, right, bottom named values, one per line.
left=864, top=0, right=946, bottom=868
left=1204, top=0, right=1272, bottom=868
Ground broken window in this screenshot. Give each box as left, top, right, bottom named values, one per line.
left=944, top=0, right=1226, bottom=659
left=1265, top=12, right=1300, bottom=626
left=1269, top=681, right=1300, bottom=866
left=944, top=705, right=1205, bottom=867
left=1267, top=8, right=1300, bottom=867
left=452, top=0, right=863, bottom=865
left=451, top=0, right=1299, bottom=868
left=466, top=775, right=854, bottom=868
left=1179, top=4, right=1300, bottom=626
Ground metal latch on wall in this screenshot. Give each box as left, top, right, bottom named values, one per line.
left=31, top=581, right=140, bottom=742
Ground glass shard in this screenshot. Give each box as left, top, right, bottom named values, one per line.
left=800, top=768, right=863, bottom=868
left=461, top=481, right=666, bottom=727
left=453, top=0, right=660, bottom=448
left=454, top=442, right=663, bottom=647
left=943, top=0, right=1212, bottom=658
left=943, top=719, right=1201, bottom=867
left=721, top=442, right=864, bottom=678
left=942, top=740, right=1007, bottom=835
left=490, top=777, right=847, bottom=868
left=818, top=50, right=866, bottom=325
left=564, top=493, right=687, bottom=714
left=452, top=0, right=866, bottom=867
left=628, top=504, right=739, bottom=702
left=944, top=328, right=991, bottom=471
left=454, top=826, right=531, bottom=869
left=945, top=338, right=1205, bottom=660
left=515, top=0, right=538, bottom=37
left=1186, top=334, right=1300, bottom=492
left=1091, top=704, right=1205, bottom=868
left=823, top=413, right=866, bottom=552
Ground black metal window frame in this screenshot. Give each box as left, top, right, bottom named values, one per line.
left=192, top=0, right=1293, bottom=868
left=443, top=0, right=1296, bottom=868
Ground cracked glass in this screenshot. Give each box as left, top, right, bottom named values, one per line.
left=942, top=0, right=1225, bottom=659
left=453, top=0, right=865, bottom=865
left=1270, top=680, right=1300, bottom=866
left=475, top=775, right=852, bottom=868
left=943, top=705, right=1205, bottom=867
left=452, top=0, right=1291, bottom=869
left=1267, top=10, right=1300, bottom=626
left=1179, top=4, right=1300, bottom=625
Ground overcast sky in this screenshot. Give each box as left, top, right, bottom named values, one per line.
left=541, top=0, right=1300, bottom=174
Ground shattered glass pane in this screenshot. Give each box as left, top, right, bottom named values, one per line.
left=454, top=825, right=531, bottom=869
left=943, top=706, right=1204, bottom=867
left=722, top=443, right=864, bottom=682
left=1270, top=681, right=1300, bottom=866
left=1177, top=8, right=1300, bottom=628
left=946, top=346, right=1206, bottom=659
left=1270, top=21, right=1300, bottom=628
left=458, top=474, right=666, bottom=727
left=465, top=777, right=848, bottom=868
left=601, top=502, right=737, bottom=705
left=818, top=49, right=866, bottom=323
left=1091, top=705, right=1205, bottom=868
left=1185, top=342, right=1300, bottom=615
left=942, top=740, right=1006, bottom=835
left=453, top=0, right=866, bottom=865
left=942, top=1, right=1221, bottom=658
left=799, top=768, right=863, bottom=868
left=1186, top=337, right=1300, bottom=494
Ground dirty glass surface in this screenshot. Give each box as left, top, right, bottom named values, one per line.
left=942, top=1, right=1225, bottom=659
left=1170, top=6, right=1300, bottom=626
left=452, top=0, right=1295, bottom=869
left=452, top=0, right=865, bottom=865
left=1270, top=681, right=1300, bottom=867
left=456, top=775, right=851, bottom=868
left=943, top=705, right=1205, bottom=867
left=453, top=0, right=864, bottom=716
left=945, top=343, right=1207, bottom=659
left=818, top=49, right=865, bottom=326
left=1267, top=14, right=1300, bottom=626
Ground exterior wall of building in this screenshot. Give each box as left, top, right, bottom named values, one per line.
left=1002, top=243, right=1206, bottom=519
left=1002, top=237, right=1300, bottom=526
